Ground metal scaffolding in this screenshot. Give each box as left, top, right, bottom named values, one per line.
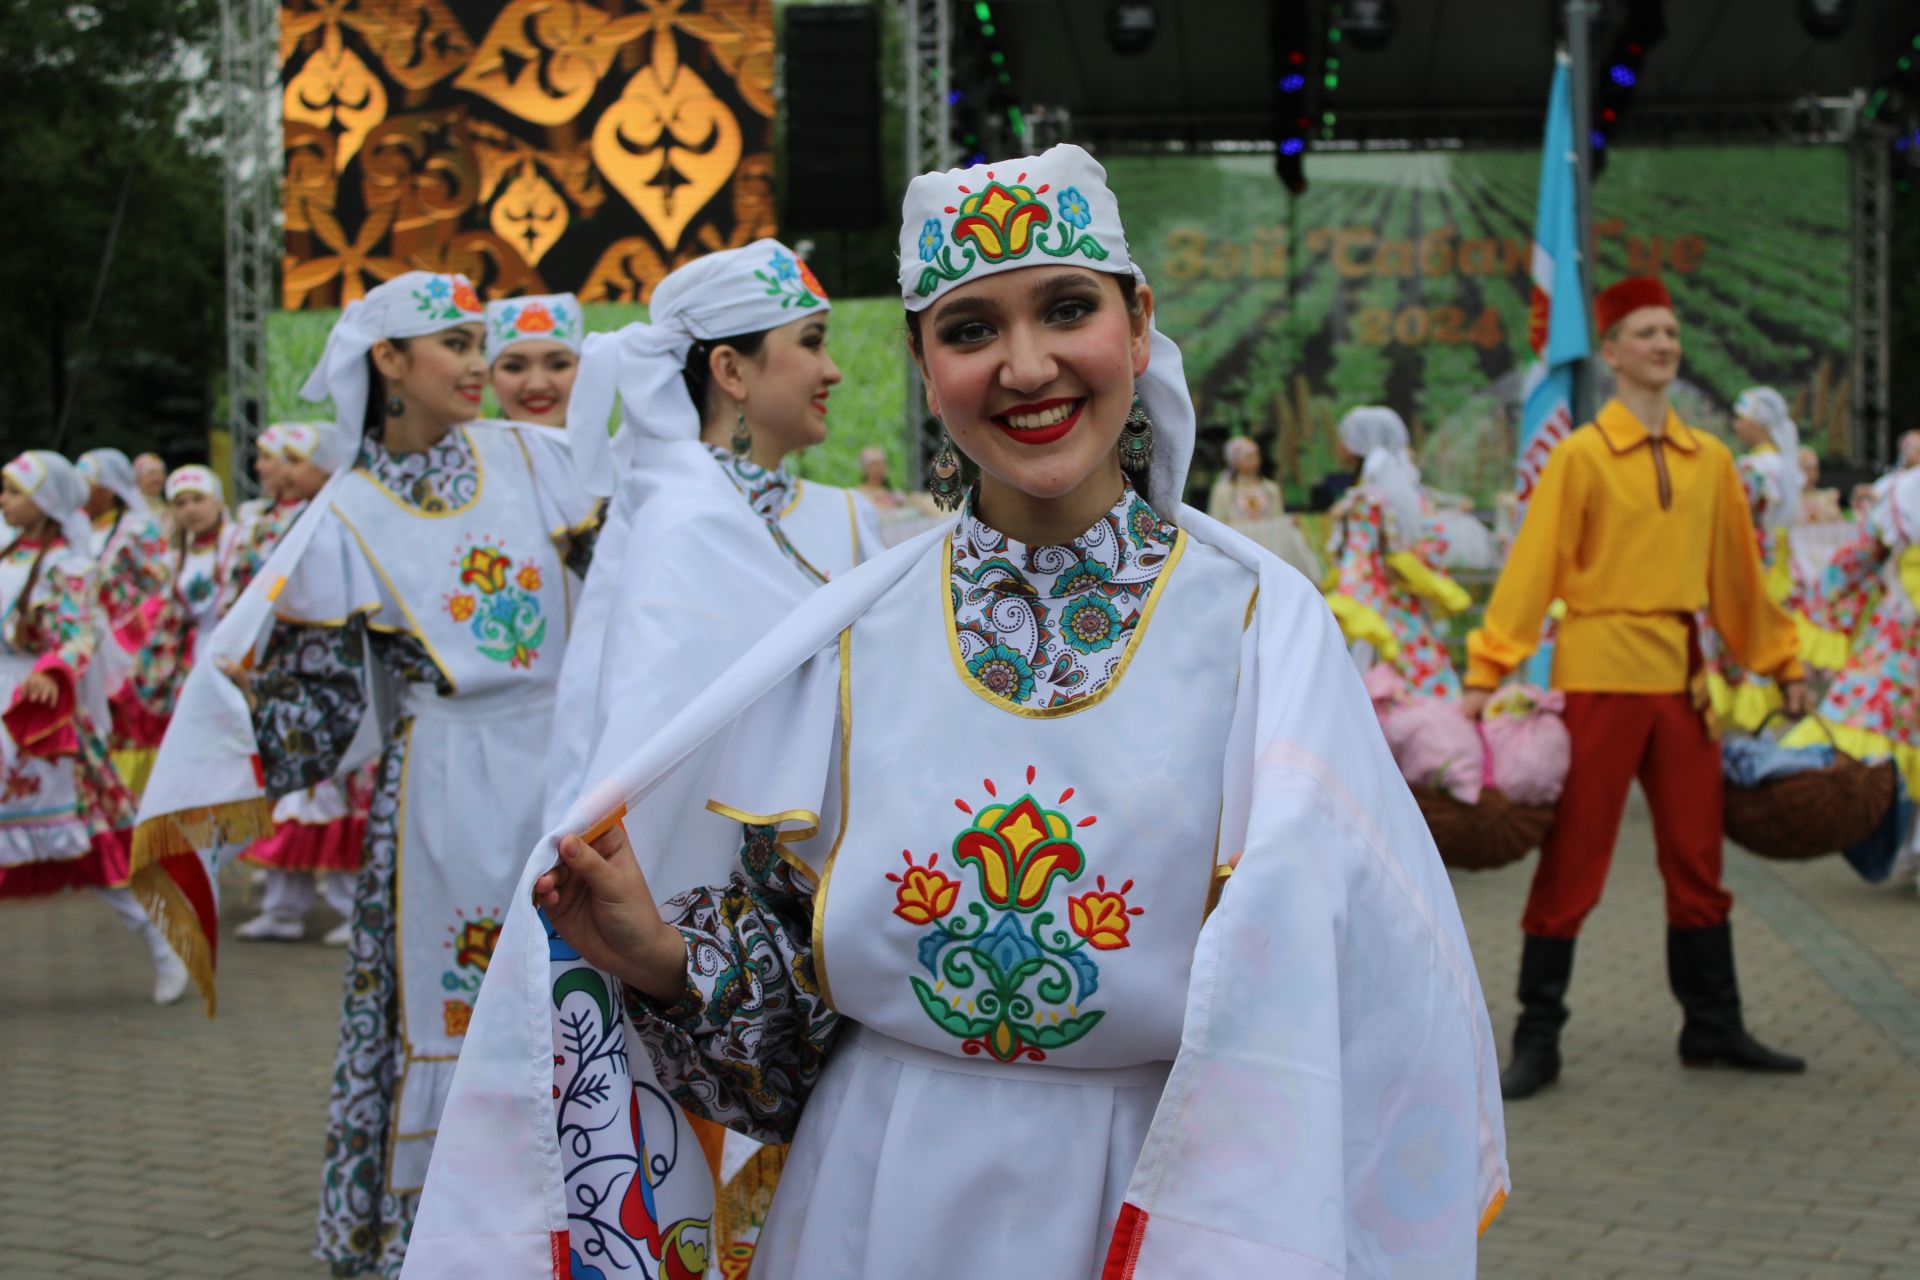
left=901, top=0, right=952, bottom=484
left=1851, top=118, right=1893, bottom=470
left=220, top=0, right=277, bottom=500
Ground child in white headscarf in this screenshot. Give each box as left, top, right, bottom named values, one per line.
left=1, top=451, right=189, bottom=1004
left=412, top=145, right=1503, bottom=1280
left=1323, top=406, right=1471, bottom=697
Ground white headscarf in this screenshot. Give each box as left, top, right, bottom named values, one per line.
left=1733, top=386, right=1802, bottom=531
left=897, top=144, right=1195, bottom=515
left=1338, top=406, right=1426, bottom=550
left=1871, top=469, right=1920, bottom=552
left=5, top=451, right=95, bottom=552
left=274, top=421, right=337, bottom=469
left=75, top=447, right=146, bottom=516
left=485, top=292, right=586, bottom=365
left=565, top=240, right=830, bottom=497
left=298, top=270, right=485, bottom=471
left=162, top=465, right=223, bottom=502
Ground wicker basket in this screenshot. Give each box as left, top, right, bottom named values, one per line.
left=1412, top=785, right=1555, bottom=871
left=1722, top=715, right=1896, bottom=861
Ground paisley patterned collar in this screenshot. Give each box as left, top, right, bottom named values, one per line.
left=357, top=427, right=480, bottom=514
left=950, top=479, right=1179, bottom=710
left=706, top=444, right=794, bottom=523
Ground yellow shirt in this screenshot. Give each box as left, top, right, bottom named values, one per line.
left=1467, top=400, right=1803, bottom=693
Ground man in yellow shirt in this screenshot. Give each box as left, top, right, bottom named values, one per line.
left=1463, top=276, right=1810, bottom=1099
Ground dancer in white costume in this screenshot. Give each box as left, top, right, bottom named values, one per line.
left=412, top=147, right=1505, bottom=1280
left=0, top=451, right=189, bottom=1004
left=545, top=240, right=880, bottom=826
left=75, top=446, right=172, bottom=791
left=131, top=272, right=597, bottom=1278
left=486, top=292, right=585, bottom=428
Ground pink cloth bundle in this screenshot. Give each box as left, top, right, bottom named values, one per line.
left=1364, top=666, right=1484, bottom=804
left=1478, top=685, right=1571, bottom=805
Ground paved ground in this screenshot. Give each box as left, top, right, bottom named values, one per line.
left=4, top=792, right=1919, bottom=1278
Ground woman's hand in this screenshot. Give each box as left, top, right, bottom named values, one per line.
left=534, top=823, right=689, bottom=1003
left=20, top=672, right=59, bottom=706
left=216, top=658, right=258, bottom=714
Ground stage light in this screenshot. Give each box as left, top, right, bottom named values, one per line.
left=1591, top=131, right=1607, bottom=149
left=1280, top=74, right=1305, bottom=91
left=1343, top=0, right=1397, bottom=52
left=1797, top=0, right=1852, bottom=40
left=1280, top=138, right=1305, bottom=155
left=1106, top=2, right=1160, bottom=55
left=1609, top=65, right=1636, bottom=87
left=1272, top=0, right=1314, bottom=194
left=974, top=2, right=991, bottom=20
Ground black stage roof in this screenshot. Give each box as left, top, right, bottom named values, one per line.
left=982, top=1, right=1914, bottom=147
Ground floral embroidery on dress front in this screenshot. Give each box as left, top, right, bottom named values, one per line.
left=443, top=538, right=547, bottom=668
left=950, top=479, right=1175, bottom=709
left=440, top=907, right=502, bottom=1036
left=890, top=767, right=1142, bottom=1064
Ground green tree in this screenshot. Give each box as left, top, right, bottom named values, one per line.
left=0, top=0, right=224, bottom=460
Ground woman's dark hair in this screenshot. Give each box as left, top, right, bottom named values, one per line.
left=681, top=330, right=770, bottom=419
left=903, top=270, right=1140, bottom=355
left=362, top=337, right=412, bottom=441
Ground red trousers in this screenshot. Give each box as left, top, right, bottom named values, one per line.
left=1522, top=692, right=1733, bottom=939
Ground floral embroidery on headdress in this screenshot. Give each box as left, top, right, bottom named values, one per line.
left=914, top=169, right=1110, bottom=298
left=413, top=273, right=485, bottom=323
left=755, top=248, right=828, bottom=309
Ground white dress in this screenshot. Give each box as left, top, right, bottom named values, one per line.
left=701, top=510, right=1254, bottom=1277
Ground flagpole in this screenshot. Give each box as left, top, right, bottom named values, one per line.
left=1566, top=0, right=1597, bottom=423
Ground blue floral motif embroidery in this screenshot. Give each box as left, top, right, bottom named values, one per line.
left=1057, top=186, right=1092, bottom=229
left=918, top=217, right=945, bottom=263
left=754, top=249, right=825, bottom=309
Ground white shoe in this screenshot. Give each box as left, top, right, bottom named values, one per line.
left=152, top=948, right=190, bottom=1005
left=322, top=921, right=352, bottom=947
left=236, top=913, right=305, bottom=941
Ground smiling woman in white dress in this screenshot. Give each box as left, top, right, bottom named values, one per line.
left=409, top=147, right=1506, bottom=1280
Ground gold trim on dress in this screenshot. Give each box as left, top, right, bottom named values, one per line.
left=1242, top=583, right=1260, bottom=631
left=703, top=799, right=822, bottom=850
left=352, top=426, right=486, bottom=518
left=942, top=527, right=1189, bottom=719
left=808, top=629, right=855, bottom=1012
left=779, top=479, right=805, bottom=520
left=845, top=489, right=860, bottom=561
left=269, top=601, right=382, bottom=629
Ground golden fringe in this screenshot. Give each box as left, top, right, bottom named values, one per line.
left=129, top=798, right=276, bottom=873
left=715, top=1141, right=787, bottom=1252
left=130, top=862, right=217, bottom=1018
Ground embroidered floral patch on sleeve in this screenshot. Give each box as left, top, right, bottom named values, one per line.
left=892, top=767, right=1141, bottom=1064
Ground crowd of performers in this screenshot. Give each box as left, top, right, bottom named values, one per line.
left=6, top=141, right=1918, bottom=1280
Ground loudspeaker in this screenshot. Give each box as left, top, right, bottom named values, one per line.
left=784, top=5, right=884, bottom=230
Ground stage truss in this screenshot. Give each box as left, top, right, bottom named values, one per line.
left=900, top=0, right=952, bottom=485
left=220, top=0, right=276, bottom=501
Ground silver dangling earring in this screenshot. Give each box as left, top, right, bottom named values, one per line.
left=385, top=392, right=405, bottom=419
left=1118, top=396, right=1154, bottom=476
left=730, top=404, right=752, bottom=456
left=927, top=429, right=966, bottom=512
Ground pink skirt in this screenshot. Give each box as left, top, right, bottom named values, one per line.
left=240, top=814, right=365, bottom=874
left=0, top=829, right=131, bottom=899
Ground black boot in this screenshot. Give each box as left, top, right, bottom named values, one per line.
left=1668, top=922, right=1806, bottom=1073
left=1500, top=935, right=1575, bottom=1100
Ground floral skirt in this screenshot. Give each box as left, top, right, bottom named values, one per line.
left=313, top=732, right=415, bottom=1277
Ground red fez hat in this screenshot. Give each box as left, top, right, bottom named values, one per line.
left=1594, top=276, right=1673, bottom=335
